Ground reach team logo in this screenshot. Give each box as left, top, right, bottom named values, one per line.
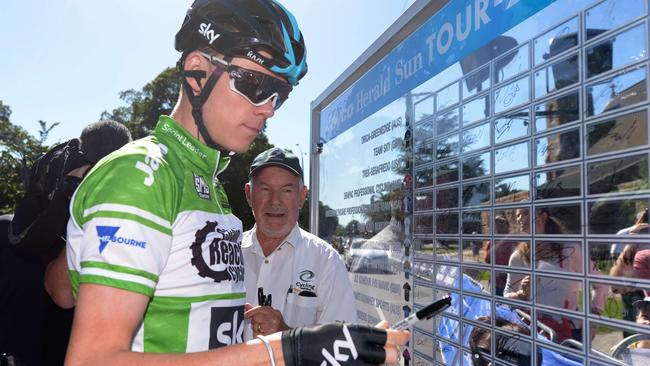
left=96, top=226, right=146, bottom=253
left=190, top=221, right=244, bottom=283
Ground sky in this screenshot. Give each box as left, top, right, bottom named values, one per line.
left=0, top=0, right=417, bottom=180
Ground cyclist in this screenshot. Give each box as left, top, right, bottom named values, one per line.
left=63, top=1, right=408, bottom=365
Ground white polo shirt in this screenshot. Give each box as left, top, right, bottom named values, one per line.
left=242, top=223, right=357, bottom=340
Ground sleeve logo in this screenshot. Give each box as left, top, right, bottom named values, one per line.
left=96, top=226, right=147, bottom=253
left=193, top=173, right=211, bottom=200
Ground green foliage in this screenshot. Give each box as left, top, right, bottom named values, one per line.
left=0, top=100, right=51, bottom=213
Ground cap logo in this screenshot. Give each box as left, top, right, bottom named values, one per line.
left=199, top=22, right=220, bottom=45
left=246, top=50, right=265, bottom=65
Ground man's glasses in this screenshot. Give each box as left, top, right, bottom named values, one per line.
left=199, top=51, right=292, bottom=110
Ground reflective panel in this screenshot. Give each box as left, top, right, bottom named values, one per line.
left=589, top=241, right=650, bottom=277
left=461, top=122, right=491, bottom=153
left=495, top=174, right=530, bottom=203
left=495, top=76, right=530, bottom=114
left=463, top=239, right=489, bottom=264
left=462, top=295, right=492, bottom=322
left=534, top=91, right=580, bottom=132
left=495, top=141, right=530, bottom=174
left=499, top=269, right=532, bottom=301
left=535, top=128, right=580, bottom=166
left=495, top=332, right=532, bottom=365
left=535, top=241, right=582, bottom=273
left=588, top=198, right=650, bottom=234
left=436, top=239, right=459, bottom=261
left=462, top=210, right=491, bottom=235
left=494, top=43, right=530, bottom=84
left=414, top=214, right=433, bottom=235
left=462, top=181, right=491, bottom=207
left=536, top=346, right=584, bottom=366
left=586, top=24, right=647, bottom=79
left=588, top=154, right=649, bottom=195
left=414, top=330, right=434, bottom=356
left=586, top=0, right=646, bottom=40
left=437, top=161, right=459, bottom=184
left=494, top=108, right=529, bottom=144
left=463, top=65, right=490, bottom=100
left=586, top=66, right=647, bottom=117
left=414, top=142, right=433, bottom=167
left=462, top=152, right=491, bottom=180
left=414, top=95, right=434, bottom=123
left=462, top=95, right=490, bottom=126
left=415, top=167, right=433, bottom=189
left=436, top=340, right=460, bottom=366
left=586, top=109, right=649, bottom=156
left=436, top=186, right=459, bottom=209
left=463, top=267, right=491, bottom=293
left=534, top=54, right=579, bottom=98
left=436, top=264, right=460, bottom=288
left=437, top=289, right=459, bottom=316
left=415, top=309, right=435, bottom=334
left=535, top=205, right=582, bottom=235
left=590, top=321, right=650, bottom=359
left=436, top=316, right=460, bottom=341
left=535, top=165, right=581, bottom=199
left=490, top=241, right=523, bottom=296
left=437, top=134, right=460, bottom=160
left=590, top=281, right=650, bottom=330
left=414, top=190, right=433, bottom=211
left=413, top=259, right=434, bottom=280
left=414, top=285, right=433, bottom=307
left=414, top=121, right=434, bottom=146
left=437, top=108, right=460, bottom=135
left=536, top=309, right=584, bottom=346
left=413, top=354, right=433, bottom=366
left=535, top=275, right=583, bottom=311
left=436, top=212, right=459, bottom=235
left=494, top=207, right=531, bottom=234
left=437, top=82, right=460, bottom=111
left=534, top=17, right=579, bottom=65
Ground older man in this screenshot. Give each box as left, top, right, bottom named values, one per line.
left=243, top=148, right=356, bottom=338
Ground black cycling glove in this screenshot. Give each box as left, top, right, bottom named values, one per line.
left=281, top=323, right=387, bottom=366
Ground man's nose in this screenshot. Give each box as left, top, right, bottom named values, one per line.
left=255, top=98, right=276, bottom=118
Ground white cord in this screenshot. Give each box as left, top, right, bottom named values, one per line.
left=257, top=334, right=276, bottom=366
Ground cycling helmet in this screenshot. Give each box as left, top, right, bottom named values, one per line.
left=176, top=0, right=307, bottom=85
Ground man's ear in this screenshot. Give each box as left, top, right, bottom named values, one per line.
left=298, top=185, right=308, bottom=209
left=183, top=51, right=207, bottom=94
left=245, top=182, right=253, bottom=207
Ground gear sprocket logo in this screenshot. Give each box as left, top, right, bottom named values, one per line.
left=190, top=221, right=244, bottom=283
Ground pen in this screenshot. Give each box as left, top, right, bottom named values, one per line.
left=392, top=295, right=452, bottom=330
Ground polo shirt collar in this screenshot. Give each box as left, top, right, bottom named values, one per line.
left=247, top=223, right=301, bottom=256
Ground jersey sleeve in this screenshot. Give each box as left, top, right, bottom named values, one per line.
left=67, top=141, right=178, bottom=298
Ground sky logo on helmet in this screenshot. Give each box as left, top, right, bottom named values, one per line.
left=199, top=22, right=220, bottom=45
left=96, top=226, right=146, bottom=253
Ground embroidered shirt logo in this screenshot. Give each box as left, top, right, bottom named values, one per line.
left=193, top=173, right=211, bottom=200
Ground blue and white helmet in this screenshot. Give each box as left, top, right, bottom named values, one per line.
left=175, top=0, right=307, bottom=85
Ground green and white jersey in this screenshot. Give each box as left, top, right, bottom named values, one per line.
left=67, top=116, right=245, bottom=353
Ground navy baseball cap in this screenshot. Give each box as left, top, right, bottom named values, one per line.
left=249, top=147, right=303, bottom=180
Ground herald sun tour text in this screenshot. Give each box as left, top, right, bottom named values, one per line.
left=327, top=0, right=521, bottom=129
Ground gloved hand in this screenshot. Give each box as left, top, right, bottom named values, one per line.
left=281, top=322, right=387, bottom=366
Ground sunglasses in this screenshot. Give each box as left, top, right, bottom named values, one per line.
left=199, top=51, right=292, bottom=110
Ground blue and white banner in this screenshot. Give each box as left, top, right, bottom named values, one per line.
left=320, top=0, right=556, bottom=142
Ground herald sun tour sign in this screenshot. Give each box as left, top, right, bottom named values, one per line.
left=320, top=0, right=555, bottom=142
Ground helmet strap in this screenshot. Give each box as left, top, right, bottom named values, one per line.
left=180, top=67, right=229, bottom=153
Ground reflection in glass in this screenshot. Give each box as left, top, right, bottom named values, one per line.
left=535, top=205, right=581, bottom=235
left=463, top=267, right=491, bottom=293
left=534, top=17, right=579, bottom=65
left=463, top=65, right=490, bottom=100
left=437, top=161, right=459, bottom=184
left=490, top=240, right=525, bottom=268
left=494, top=43, right=529, bottom=84
left=414, top=191, right=433, bottom=211
left=414, top=142, right=433, bottom=167
left=414, top=309, right=435, bottom=334
left=462, top=122, right=490, bottom=154
left=436, top=212, right=459, bottom=235
left=436, top=316, right=460, bottom=342
left=495, top=76, right=530, bottom=114
left=535, top=275, right=583, bottom=311
left=535, top=165, right=581, bottom=199
left=587, top=110, right=648, bottom=156
left=587, top=24, right=647, bottom=79
left=535, top=128, right=580, bottom=166
left=436, top=82, right=460, bottom=111
left=463, top=152, right=491, bottom=180
left=414, top=122, right=433, bottom=145
left=494, top=109, right=529, bottom=144
left=587, top=66, right=647, bottom=117
left=436, top=108, right=460, bottom=135
left=414, top=214, right=433, bottom=234
left=463, top=181, right=491, bottom=207
left=462, top=95, right=490, bottom=126
left=495, top=141, right=529, bottom=174
left=436, top=239, right=459, bottom=261
left=588, top=198, right=649, bottom=234
left=534, top=91, right=580, bottom=132
left=586, top=0, right=645, bottom=40
left=414, top=285, right=433, bottom=307
left=462, top=211, right=491, bottom=235
left=415, top=168, right=433, bottom=189
left=413, top=258, right=434, bottom=280
left=495, top=332, right=532, bottom=365
left=463, top=239, right=489, bottom=264
left=436, top=264, right=459, bottom=288
left=414, top=95, right=434, bottom=123
left=590, top=281, right=650, bottom=332
left=462, top=295, right=491, bottom=322
left=534, top=54, right=579, bottom=98
left=535, top=241, right=582, bottom=273
left=436, top=340, right=459, bottom=366
left=536, top=309, right=584, bottom=345
left=590, top=321, right=650, bottom=358
left=495, top=174, right=530, bottom=203
left=497, top=269, right=531, bottom=301
left=437, top=134, right=459, bottom=160
left=436, top=187, right=459, bottom=209
left=588, top=154, right=649, bottom=195
left=413, top=330, right=434, bottom=356
left=494, top=207, right=531, bottom=235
